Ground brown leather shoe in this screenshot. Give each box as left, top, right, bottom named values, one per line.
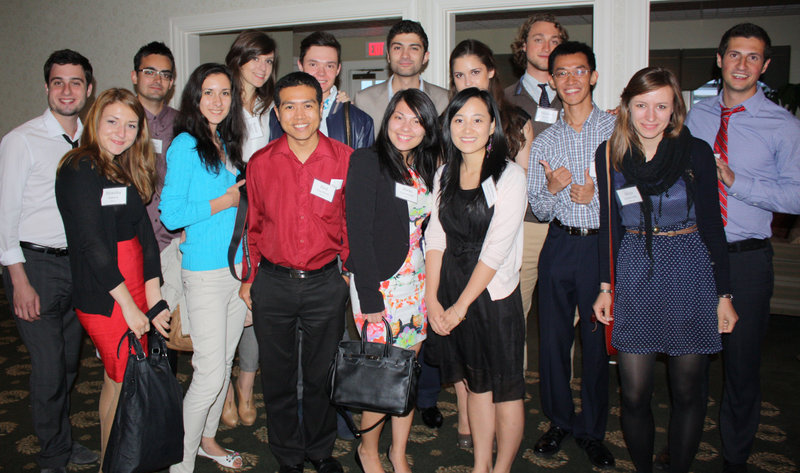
left=237, top=388, right=257, bottom=426
left=221, top=387, right=239, bottom=427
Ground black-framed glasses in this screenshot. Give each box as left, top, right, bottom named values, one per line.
left=137, top=68, right=174, bottom=80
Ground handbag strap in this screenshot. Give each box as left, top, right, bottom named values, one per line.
left=360, top=317, right=395, bottom=356
left=344, top=102, right=352, bottom=148
left=228, top=169, right=251, bottom=281
left=336, top=407, right=387, bottom=438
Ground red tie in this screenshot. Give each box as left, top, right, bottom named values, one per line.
left=713, top=104, right=745, bottom=226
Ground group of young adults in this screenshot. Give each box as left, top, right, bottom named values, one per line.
left=1, top=12, right=797, bottom=473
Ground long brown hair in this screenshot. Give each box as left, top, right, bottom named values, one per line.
left=448, top=39, right=528, bottom=158
left=59, top=88, right=157, bottom=202
left=226, top=31, right=277, bottom=117
left=610, top=67, right=686, bottom=170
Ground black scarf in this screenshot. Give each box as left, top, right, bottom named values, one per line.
left=619, top=127, right=694, bottom=260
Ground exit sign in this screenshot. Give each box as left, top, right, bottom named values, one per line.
left=367, top=42, right=385, bottom=57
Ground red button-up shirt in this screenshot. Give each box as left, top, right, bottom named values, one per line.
left=245, top=132, right=351, bottom=281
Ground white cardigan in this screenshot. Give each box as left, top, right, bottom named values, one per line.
left=425, top=162, right=526, bottom=300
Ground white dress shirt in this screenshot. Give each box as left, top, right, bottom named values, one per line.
left=242, top=99, right=273, bottom=163
left=0, top=109, right=81, bottom=266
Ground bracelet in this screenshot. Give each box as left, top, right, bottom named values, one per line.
left=599, top=288, right=613, bottom=294
left=341, top=270, right=352, bottom=277
left=450, top=305, right=465, bottom=321
left=719, top=294, right=734, bottom=300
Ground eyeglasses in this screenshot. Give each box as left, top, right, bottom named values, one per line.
left=137, top=68, right=174, bottom=81
left=551, top=68, right=590, bottom=80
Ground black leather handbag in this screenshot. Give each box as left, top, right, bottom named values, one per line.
left=328, top=318, right=420, bottom=435
left=103, top=301, right=184, bottom=473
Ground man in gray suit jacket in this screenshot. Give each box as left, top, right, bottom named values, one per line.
left=354, top=20, right=449, bottom=137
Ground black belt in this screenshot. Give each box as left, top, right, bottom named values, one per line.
left=260, top=258, right=338, bottom=279
left=728, top=238, right=769, bottom=253
left=20, top=241, right=69, bottom=257
left=551, top=218, right=599, bottom=236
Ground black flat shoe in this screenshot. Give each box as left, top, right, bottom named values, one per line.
left=533, top=426, right=570, bottom=456
left=354, top=445, right=365, bottom=473
left=309, top=456, right=343, bottom=473
left=420, top=406, right=443, bottom=428
left=576, top=438, right=615, bottom=469
left=279, top=464, right=304, bottom=473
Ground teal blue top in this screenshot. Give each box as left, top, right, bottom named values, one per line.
left=159, top=132, right=243, bottom=271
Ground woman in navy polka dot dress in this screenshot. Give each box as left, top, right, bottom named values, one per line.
left=593, top=67, right=739, bottom=473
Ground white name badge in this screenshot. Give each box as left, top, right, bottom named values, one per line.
left=481, top=177, right=497, bottom=208
left=151, top=138, right=163, bottom=154
left=535, top=107, right=559, bottom=124
left=330, top=178, right=343, bottom=190
left=245, top=116, right=263, bottom=139
left=395, top=183, right=418, bottom=202
left=616, top=186, right=643, bottom=206
left=311, top=178, right=335, bottom=202
left=101, top=187, right=127, bottom=206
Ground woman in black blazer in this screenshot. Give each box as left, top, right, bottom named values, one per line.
left=345, top=89, right=440, bottom=473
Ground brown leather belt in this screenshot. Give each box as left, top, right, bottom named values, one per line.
left=626, top=224, right=697, bottom=236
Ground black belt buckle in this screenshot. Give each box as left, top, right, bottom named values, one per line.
left=288, top=268, right=309, bottom=279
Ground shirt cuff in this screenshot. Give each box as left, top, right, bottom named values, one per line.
left=727, top=175, right=751, bottom=201
left=0, top=247, right=25, bottom=266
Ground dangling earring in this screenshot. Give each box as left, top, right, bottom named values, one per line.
left=485, top=135, right=493, bottom=156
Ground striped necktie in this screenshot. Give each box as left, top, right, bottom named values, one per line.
left=713, top=104, right=745, bottom=226
left=538, top=84, right=551, bottom=108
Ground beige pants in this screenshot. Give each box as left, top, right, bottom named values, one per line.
left=519, top=221, right=549, bottom=371
left=170, top=266, right=246, bottom=473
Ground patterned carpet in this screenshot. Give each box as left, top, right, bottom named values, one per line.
left=1, top=287, right=798, bottom=473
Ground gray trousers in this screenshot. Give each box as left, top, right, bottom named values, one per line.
left=2, top=249, right=82, bottom=468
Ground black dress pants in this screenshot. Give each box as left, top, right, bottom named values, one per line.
left=2, top=249, right=82, bottom=468
left=720, top=244, right=773, bottom=465
left=252, top=263, right=348, bottom=466
left=537, top=225, right=609, bottom=440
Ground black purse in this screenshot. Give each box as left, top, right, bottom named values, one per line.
left=328, top=318, right=420, bottom=436
left=103, top=301, right=184, bottom=473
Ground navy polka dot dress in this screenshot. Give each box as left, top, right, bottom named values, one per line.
left=612, top=178, right=722, bottom=356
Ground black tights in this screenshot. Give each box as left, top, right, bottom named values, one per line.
left=618, top=352, right=709, bottom=473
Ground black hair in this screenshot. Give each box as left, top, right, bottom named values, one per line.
left=274, top=71, right=323, bottom=107
left=386, top=20, right=429, bottom=53
left=225, top=31, right=277, bottom=116
left=44, top=49, right=93, bottom=85
left=547, top=41, right=596, bottom=75
left=374, top=89, right=440, bottom=190
left=133, top=41, right=175, bottom=71
left=717, top=23, right=772, bottom=61
left=439, top=88, right=508, bottom=211
left=175, top=63, right=245, bottom=173
left=299, top=31, right=341, bottom=64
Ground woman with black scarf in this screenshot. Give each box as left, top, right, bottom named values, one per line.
left=592, top=67, right=738, bottom=473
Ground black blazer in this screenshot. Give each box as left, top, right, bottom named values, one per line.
left=345, top=148, right=413, bottom=313
left=56, top=156, right=161, bottom=316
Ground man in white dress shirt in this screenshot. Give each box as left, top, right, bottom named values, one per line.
left=0, top=50, right=96, bottom=473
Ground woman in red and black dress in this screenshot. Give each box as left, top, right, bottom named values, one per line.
left=55, top=88, right=170, bottom=466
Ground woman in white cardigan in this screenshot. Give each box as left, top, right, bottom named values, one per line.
left=425, top=88, right=527, bottom=473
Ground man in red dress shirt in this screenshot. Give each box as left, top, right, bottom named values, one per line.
left=240, top=72, right=351, bottom=473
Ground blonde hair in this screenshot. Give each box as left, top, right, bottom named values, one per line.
left=610, top=67, right=686, bottom=170
left=59, top=88, right=157, bottom=202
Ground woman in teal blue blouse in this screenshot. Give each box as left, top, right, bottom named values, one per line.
left=159, top=63, right=248, bottom=472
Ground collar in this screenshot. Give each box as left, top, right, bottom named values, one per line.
left=322, top=86, right=338, bottom=115
left=715, top=86, right=767, bottom=117
left=43, top=108, right=82, bottom=140
left=273, top=130, right=336, bottom=162
left=558, top=103, right=602, bottom=130
left=387, top=75, right=424, bottom=100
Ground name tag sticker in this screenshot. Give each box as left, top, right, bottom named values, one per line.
left=245, top=116, right=263, bottom=139
left=616, top=186, right=643, bottom=206
left=101, top=187, right=127, bottom=206
left=588, top=160, right=597, bottom=179
left=311, top=179, right=335, bottom=202
left=151, top=138, right=163, bottom=154
left=535, top=107, right=558, bottom=124
left=481, top=177, right=497, bottom=208
left=330, top=178, right=343, bottom=190
left=395, top=183, right=418, bottom=202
